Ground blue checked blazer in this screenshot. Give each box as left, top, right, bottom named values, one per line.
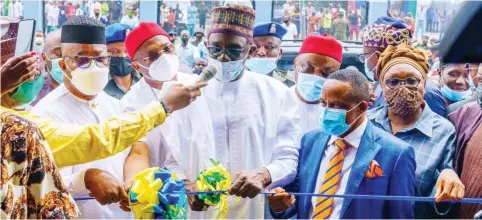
left=271, top=121, right=416, bottom=219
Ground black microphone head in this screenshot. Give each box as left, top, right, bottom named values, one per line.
left=199, top=65, right=217, bottom=82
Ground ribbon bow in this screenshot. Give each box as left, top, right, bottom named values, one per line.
left=129, top=167, right=187, bottom=219
left=196, top=159, right=233, bottom=219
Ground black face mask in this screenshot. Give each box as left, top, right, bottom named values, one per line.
left=110, top=57, right=133, bottom=77
left=284, top=20, right=289, bottom=23
left=95, top=12, right=100, bottom=16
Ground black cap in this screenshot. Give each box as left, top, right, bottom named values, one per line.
left=61, top=15, right=106, bottom=44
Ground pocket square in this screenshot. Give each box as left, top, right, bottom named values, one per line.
left=365, top=160, right=383, bottom=178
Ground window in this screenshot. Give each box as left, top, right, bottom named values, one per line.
left=272, top=0, right=368, bottom=42
left=43, top=0, right=140, bottom=33
left=158, top=0, right=255, bottom=35
left=388, top=0, right=462, bottom=42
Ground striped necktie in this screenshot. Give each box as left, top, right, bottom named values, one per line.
left=313, top=139, right=348, bottom=219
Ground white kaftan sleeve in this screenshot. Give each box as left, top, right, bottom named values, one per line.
left=264, top=87, right=301, bottom=187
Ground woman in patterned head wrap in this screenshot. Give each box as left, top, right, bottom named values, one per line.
left=367, top=44, right=465, bottom=218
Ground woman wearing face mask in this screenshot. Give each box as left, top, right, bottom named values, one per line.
left=367, top=44, right=464, bottom=218
left=437, top=62, right=478, bottom=106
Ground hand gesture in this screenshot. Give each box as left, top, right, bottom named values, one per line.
left=228, top=168, right=271, bottom=198
left=119, top=177, right=135, bottom=212
left=0, top=52, right=39, bottom=95
left=267, top=187, right=295, bottom=212
left=161, top=82, right=208, bottom=112
left=435, top=169, right=465, bottom=203
left=84, top=168, right=129, bottom=206
left=185, top=181, right=209, bottom=211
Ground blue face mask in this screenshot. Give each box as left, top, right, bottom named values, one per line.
left=296, top=72, right=326, bottom=102
left=319, top=103, right=363, bottom=136
left=48, top=58, right=65, bottom=84
left=208, top=55, right=246, bottom=82
left=364, top=61, right=375, bottom=81
left=441, top=85, right=472, bottom=102
left=245, top=57, right=278, bottom=75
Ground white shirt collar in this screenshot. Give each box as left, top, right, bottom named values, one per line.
left=328, top=117, right=368, bottom=149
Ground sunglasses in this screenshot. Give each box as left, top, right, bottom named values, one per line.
left=134, top=43, right=176, bottom=68
left=384, top=77, right=422, bottom=89
left=207, top=44, right=249, bottom=59
left=64, top=55, right=111, bottom=69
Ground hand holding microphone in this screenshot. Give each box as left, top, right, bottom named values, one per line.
left=160, top=65, right=217, bottom=112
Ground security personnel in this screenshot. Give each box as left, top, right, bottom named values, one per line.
left=104, top=23, right=141, bottom=99
left=247, top=22, right=295, bottom=87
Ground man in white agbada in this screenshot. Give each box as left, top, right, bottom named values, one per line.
left=162, top=5, right=301, bottom=219
left=122, top=22, right=214, bottom=172
left=292, top=35, right=343, bottom=134
left=32, top=16, right=146, bottom=219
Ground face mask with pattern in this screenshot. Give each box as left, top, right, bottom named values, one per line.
left=385, top=86, right=423, bottom=116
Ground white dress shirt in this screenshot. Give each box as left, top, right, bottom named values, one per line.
left=310, top=117, right=368, bottom=219
left=32, top=84, right=132, bottom=219
left=188, top=71, right=301, bottom=219
left=291, top=87, right=322, bottom=135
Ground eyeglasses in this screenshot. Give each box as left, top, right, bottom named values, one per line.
left=358, top=52, right=373, bottom=63
left=63, top=55, right=111, bottom=69
left=207, top=44, right=249, bottom=59
left=384, top=77, right=422, bottom=88
left=134, top=43, right=176, bottom=68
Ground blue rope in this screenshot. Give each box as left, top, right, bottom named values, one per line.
left=74, top=190, right=482, bottom=204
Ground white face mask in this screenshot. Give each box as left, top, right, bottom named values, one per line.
left=147, top=54, right=179, bottom=82
left=208, top=54, right=247, bottom=82
left=67, top=64, right=109, bottom=96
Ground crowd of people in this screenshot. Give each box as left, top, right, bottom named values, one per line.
left=278, top=1, right=365, bottom=41
left=159, top=2, right=210, bottom=37
left=1, top=1, right=482, bottom=220
left=44, top=0, right=139, bottom=33
left=0, top=0, right=24, bottom=19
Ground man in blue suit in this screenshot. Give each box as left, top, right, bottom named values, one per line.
left=268, top=69, right=416, bottom=219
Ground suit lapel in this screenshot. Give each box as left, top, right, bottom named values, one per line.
left=304, top=134, right=330, bottom=213
left=340, top=123, right=382, bottom=218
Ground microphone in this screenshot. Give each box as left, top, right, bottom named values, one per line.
left=194, top=65, right=217, bottom=83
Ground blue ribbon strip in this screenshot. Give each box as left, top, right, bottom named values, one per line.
left=75, top=190, right=482, bottom=204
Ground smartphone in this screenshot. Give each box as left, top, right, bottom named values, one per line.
left=14, top=19, right=36, bottom=57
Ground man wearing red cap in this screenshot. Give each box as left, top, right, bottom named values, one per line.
left=162, top=5, right=301, bottom=219
left=293, top=35, right=342, bottom=134
left=122, top=22, right=215, bottom=190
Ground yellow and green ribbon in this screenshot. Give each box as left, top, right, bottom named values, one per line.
left=196, top=159, right=232, bottom=219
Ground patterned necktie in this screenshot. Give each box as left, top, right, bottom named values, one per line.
left=313, top=139, right=348, bottom=219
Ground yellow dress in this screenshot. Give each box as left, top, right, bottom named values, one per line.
left=0, top=101, right=166, bottom=168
